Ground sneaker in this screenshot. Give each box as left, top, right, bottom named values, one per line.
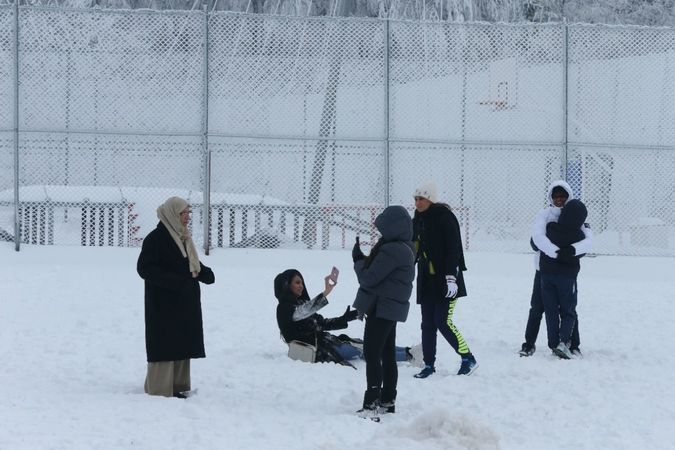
left=519, top=343, right=536, bottom=357
left=378, top=401, right=395, bottom=414
left=552, top=342, right=572, bottom=360
left=570, top=348, right=583, bottom=359
left=457, top=354, right=478, bottom=375
left=414, top=365, right=435, bottom=379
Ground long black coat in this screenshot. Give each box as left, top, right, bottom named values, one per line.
left=137, top=222, right=215, bottom=362
left=413, top=203, right=468, bottom=302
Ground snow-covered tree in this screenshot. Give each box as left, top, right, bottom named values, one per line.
left=4, top=0, right=675, bottom=25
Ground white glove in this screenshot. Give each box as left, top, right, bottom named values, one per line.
left=445, top=275, right=458, bottom=298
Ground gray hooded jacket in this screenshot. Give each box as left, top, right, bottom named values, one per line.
left=352, top=205, right=416, bottom=323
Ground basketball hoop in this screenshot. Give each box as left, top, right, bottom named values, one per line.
left=481, top=62, right=518, bottom=111
left=478, top=99, right=508, bottom=111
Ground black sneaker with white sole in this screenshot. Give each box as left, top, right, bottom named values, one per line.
left=519, top=343, right=536, bottom=357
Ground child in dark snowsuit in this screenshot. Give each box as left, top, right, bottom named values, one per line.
left=538, top=199, right=588, bottom=359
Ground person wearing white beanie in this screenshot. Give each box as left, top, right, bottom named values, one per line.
left=411, top=182, right=478, bottom=377
left=413, top=181, right=438, bottom=204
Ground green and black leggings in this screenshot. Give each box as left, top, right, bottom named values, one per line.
left=420, top=297, right=472, bottom=366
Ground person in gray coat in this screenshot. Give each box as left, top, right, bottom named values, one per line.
left=352, top=205, right=415, bottom=416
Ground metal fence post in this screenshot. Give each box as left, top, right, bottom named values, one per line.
left=562, top=20, right=569, bottom=180
left=383, top=18, right=390, bottom=207
left=201, top=3, right=211, bottom=254
left=460, top=24, right=467, bottom=210
left=13, top=0, right=20, bottom=252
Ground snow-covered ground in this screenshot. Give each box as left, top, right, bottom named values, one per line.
left=1, top=243, right=674, bottom=449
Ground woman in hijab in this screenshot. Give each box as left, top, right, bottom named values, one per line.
left=137, top=196, right=215, bottom=398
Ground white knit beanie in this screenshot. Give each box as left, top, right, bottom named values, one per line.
left=413, top=181, right=438, bottom=203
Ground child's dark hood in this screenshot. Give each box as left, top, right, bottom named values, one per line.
left=558, top=199, right=587, bottom=230
left=274, top=269, right=309, bottom=303
left=374, top=205, right=413, bottom=242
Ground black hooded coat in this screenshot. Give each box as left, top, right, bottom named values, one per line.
left=274, top=269, right=352, bottom=364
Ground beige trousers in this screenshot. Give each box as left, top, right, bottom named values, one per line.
left=144, top=359, right=191, bottom=397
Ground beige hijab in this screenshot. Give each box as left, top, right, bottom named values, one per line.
left=157, top=196, right=201, bottom=278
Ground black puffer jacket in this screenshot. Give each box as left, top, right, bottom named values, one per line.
left=540, top=199, right=588, bottom=276
left=274, top=269, right=351, bottom=364
left=413, top=203, right=467, bottom=302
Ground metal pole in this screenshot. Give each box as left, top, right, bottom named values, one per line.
left=460, top=25, right=467, bottom=210
left=562, top=20, right=569, bottom=180
left=13, top=0, right=20, bottom=251
left=383, top=18, right=390, bottom=207
left=201, top=2, right=211, bottom=254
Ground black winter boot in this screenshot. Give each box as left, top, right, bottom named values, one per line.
left=357, top=387, right=380, bottom=411
left=379, top=388, right=396, bottom=413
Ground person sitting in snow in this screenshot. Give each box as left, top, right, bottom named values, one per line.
left=274, top=268, right=412, bottom=367
left=534, top=198, right=589, bottom=359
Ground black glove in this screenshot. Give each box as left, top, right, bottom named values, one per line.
left=352, top=241, right=365, bottom=263
left=556, top=246, right=575, bottom=261
left=342, top=306, right=359, bottom=322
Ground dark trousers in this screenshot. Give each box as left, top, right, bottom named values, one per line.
left=363, top=316, right=398, bottom=404
left=540, top=272, right=578, bottom=349
left=524, top=271, right=580, bottom=350
left=420, top=297, right=471, bottom=366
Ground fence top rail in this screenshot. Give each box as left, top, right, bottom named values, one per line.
left=567, top=21, right=675, bottom=32
left=9, top=199, right=128, bottom=208
left=1, top=185, right=387, bottom=211
left=190, top=202, right=384, bottom=211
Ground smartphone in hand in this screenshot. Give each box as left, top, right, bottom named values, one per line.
left=328, top=266, right=340, bottom=285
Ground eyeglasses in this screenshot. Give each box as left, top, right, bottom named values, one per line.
left=180, top=210, right=191, bottom=216
left=414, top=196, right=426, bottom=201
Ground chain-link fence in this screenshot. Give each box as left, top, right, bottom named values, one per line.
left=1, top=5, right=674, bottom=256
